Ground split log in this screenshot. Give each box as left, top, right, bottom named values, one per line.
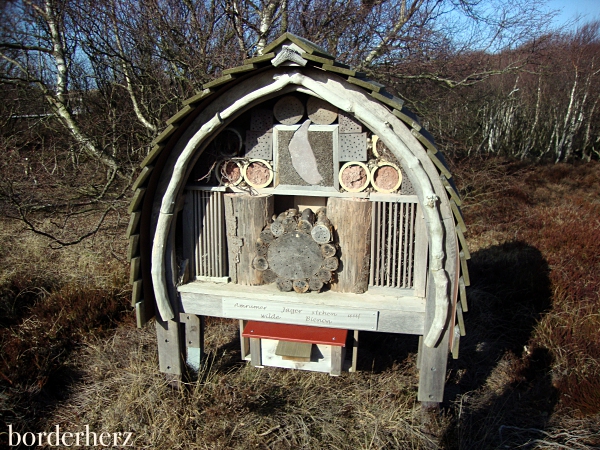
left=276, top=278, right=293, bottom=292
left=224, top=193, right=274, bottom=285
left=293, top=279, right=309, bottom=293
left=327, top=197, right=372, bottom=293
left=282, top=216, right=297, bottom=232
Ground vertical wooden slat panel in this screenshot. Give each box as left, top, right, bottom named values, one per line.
left=392, top=202, right=399, bottom=288
left=386, top=202, right=393, bottom=286
left=375, top=202, right=382, bottom=286
left=396, top=203, right=403, bottom=288
left=408, top=203, right=415, bottom=287
left=402, top=205, right=411, bottom=287
left=369, top=200, right=377, bottom=286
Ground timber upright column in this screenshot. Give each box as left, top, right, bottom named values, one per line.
left=224, top=193, right=274, bottom=285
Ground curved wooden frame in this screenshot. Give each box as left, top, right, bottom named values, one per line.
left=149, top=67, right=455, bottom=349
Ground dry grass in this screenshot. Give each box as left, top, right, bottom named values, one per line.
left=1, top=157, right=600, bottom=449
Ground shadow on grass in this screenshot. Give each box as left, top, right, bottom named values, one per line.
left=441, top=241, right=557, bottom=449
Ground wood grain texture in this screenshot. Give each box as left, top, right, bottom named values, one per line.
left=224, top=193, right=273, bottom=285
left=328, top=197, right=372, bottom=294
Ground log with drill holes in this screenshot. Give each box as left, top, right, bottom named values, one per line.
left=254, top=207, right=338, bottom=293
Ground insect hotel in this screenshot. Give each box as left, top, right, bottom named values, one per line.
left=127, top=34, right=470, bottom=404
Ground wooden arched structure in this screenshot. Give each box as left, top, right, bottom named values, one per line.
left=126, top=33, right=470, bottom=403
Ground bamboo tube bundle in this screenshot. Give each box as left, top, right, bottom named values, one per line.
left=252, top=207, right=339, bottom=293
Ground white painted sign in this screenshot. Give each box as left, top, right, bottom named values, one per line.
left=222, top=298, right=379, bottom=330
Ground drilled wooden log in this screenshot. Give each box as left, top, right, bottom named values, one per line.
left=224, top=193, right=274, bottom=285
left=293, top=279, right=309, bottom=293
left=321, top=243, right=337, bottom=258
left=311, top=208, right=332, bottom=243
left=259, top=228, right=275, bottom=243
left=256, top=242, right=268, bottom=256
left=252, top=256, right=269, bottom=271
left=298, top=208, right=315, bottom=233
left=309, top=277, right=324, bottom=292
left=262, top=269, right=278, bottom=284
left=276, top=278, right=293, bottom=292
left=270, top=218, right=285, bottom=236
left=327, top=197, right=372, bottom=294
left=323, top=256, right=339, bottom=271
left=311, top=223, right=331, bottom=243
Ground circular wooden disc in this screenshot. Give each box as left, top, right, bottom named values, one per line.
left=273, top=96, right=304, bottom=125
left=213, top=128, right=242, bottom=156
left=242, top=159, right=273, bottom=188
left=309, top=277, right=324, bottom=292
left=371, top=162, right=402, bottom=193
left=307, top=97, right=338, bottom=125
left=338, top=161, right=371, bottom=192
left=267, top=231, right=323, bottom=280
left=215, top=160, right=242, bottom=186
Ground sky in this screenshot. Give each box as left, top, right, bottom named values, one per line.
left=546, top=0, right=600, bottom=29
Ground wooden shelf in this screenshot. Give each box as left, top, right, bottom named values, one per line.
left=178, top=281, right=426, bottom=335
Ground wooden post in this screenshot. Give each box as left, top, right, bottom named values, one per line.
left=224, top=193, right=274, bottom=285
left=327, top=197, right=372, bottom=293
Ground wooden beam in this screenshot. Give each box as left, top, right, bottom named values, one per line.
left=151, top=124, right=177, bottom=147
left=126, top=211, right=141, bottom=239
left=166, top=105, right=194, bottom=125
left=132, top=166, right=153, bottom=191
left=140, top=144, right=164, bottom=168
left=128, top=188, right=146, bottom=214
left=203, top=74, right=235, bottom=90
left=182, top=89, right=214, bottom=106
left=129, top=257, right=141, bottom=285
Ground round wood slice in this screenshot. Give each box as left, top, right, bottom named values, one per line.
left=311, top=223, right=331, bottom=244
left=242, top=159, right=273, bottom=188
left=316, top=269, right=332, bottom=282
left=260, top=228, right=275, bottom=243
left=273, top=95, right=304, bottom=125
left=307, top=97, right=338, bottom=125
left=276, top=277, right=293, bottom=292
left=321, top=243, right=337, bottom=258
left=262, top=269, right=278, bottom=284
left=270, top=220, right=285, bottom=236
left=308, top=277, right=324, bottom=292
left=267, top=231, right=323, bottom=280
left=371, top=162, right=402, bottom=193
left=339, top=161, right=371, bottom=192
left=252, top=256, right=269, bottom=271
left=293, top=279, right=309, bottom=293
left=322, top=256, right=339, bottom=271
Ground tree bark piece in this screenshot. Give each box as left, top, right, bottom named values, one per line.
left=316, top=269, right=332, bottom=282
left=323, top=256, right=339, bottom=271
left=328, top=197, right=372, bottom=293
left=224, top=193, right=273, bottom=285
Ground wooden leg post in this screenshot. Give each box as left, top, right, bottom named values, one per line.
left=330, top=345, right=343, bottom=376
left=155, top=316, right=184, bottom=386
left=418, top=281, right=446, bottom=403
left=180, top=313, right=204, bottom=371
left=249, top=338, right=263, bottom=367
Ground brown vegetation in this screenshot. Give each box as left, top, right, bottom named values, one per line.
left=1, top=157, right=599, bottom=449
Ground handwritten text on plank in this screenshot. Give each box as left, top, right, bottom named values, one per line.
left=222, top=298, right=379, bottom=330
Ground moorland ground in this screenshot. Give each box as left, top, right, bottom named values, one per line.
left=1, top=157, right=599, bottom=449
